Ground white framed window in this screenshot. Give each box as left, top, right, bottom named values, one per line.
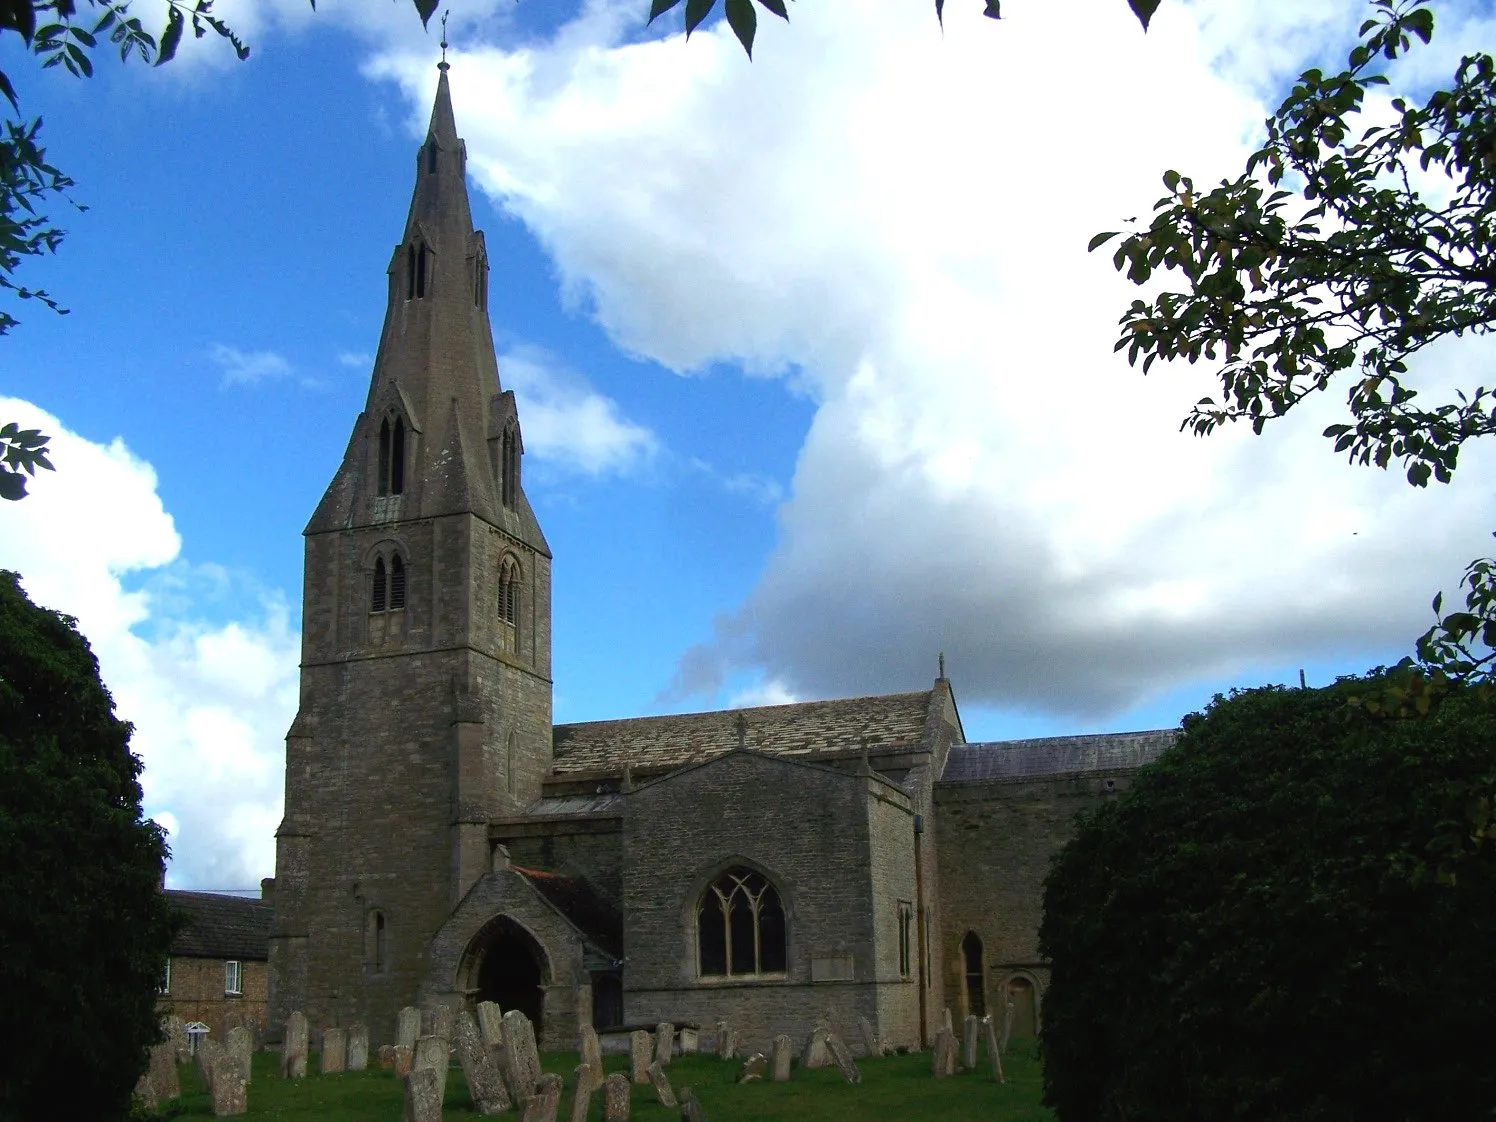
left=224, top=960, right=242, bottom=996
left=159, top=958, right=172, bottom=994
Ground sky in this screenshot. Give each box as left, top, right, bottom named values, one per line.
left=2, top=0, right=1495, bottom=889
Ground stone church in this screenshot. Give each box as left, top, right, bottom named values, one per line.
left=267, top=64, right=1173, bottom=1054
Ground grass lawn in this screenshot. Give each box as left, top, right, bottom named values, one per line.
left=157, top=1039, right=1053, bottom=1121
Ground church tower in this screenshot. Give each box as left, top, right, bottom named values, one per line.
left=268, top=64, right=553, bottom=1039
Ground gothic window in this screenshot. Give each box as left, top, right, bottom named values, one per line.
left=406, top=243, right=430, bottom=299
left=963, top=931, right=986, bottom=1018
left=500, top=427, right=519, bottom=509
left=474, top=256, right=488, bottom=309
left=378, top=415, right=406, bottom=496
left=425, top=139, right=439, bottom=174
left=372, top=553, right=405, bottom=613
left=372, top=557, right=388, bottom=612
left=498, top=557, right=520, bottom=627
left=390, top=554, right=406, bottom=609
left=697, top=866, right=786, bottom=979
left=898, top=901, right=914, bottom=978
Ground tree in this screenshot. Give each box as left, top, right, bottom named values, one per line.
left=0, top=570, right=181, bottom=1122
left=1093, top=0, right=1496, bottom=680
left=1039, top=673, right=1496, bottom=1122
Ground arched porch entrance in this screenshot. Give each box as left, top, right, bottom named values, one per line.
left=456, top=914, right=550, bottom=1031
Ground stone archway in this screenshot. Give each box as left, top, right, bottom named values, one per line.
left=458, top=915, right=550, bottom=1031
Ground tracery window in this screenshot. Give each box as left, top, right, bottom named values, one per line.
left=697, top=866, right=786, bottom=979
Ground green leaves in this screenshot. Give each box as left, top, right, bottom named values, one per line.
left=155, top=5, right=183, bottom=66
left=0, top=421, right=54, bottom=501
left=724, top=0, right=756, bottom=56
left=646, top=0, right=790, bottom=56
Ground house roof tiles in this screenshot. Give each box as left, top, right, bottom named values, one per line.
left=166, top=890, right=273, bottom=961
left=940, top=729, right=1177, bottom=783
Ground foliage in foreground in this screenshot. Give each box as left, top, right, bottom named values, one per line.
left=0, top=570, right=178, bottom=1122
left=1039, top=673, right=1496, bottom=1122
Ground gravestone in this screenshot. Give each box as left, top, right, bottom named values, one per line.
left=347, top=1023, right=369, bottom=1071
left=321, top=1026, right=348, bottom=1074
left=477, top=1001, right=505, bottom=1050
left=737, top=1053, right=767, bottom=1083
left=413, top=1034, right=450, bottom=1102
left=931, top=1027, right=958, bottom=1077
left=455, top=1009, right=512, bottom=1115
left=721, top=1028, right=737, bottom=1060
left=281, top=1012, right=308, bottom=1079
left=770, top=1034, right=793, bottom=1082
left=858, top=1016, right=883, bottom=1058
left=654, top=1021, right=674, bottom=1066
left=197, top=1037, right=222, bottom=1092
left=827, top=1033, right=862, bottom=1084
left=424, top=1003, right=455, bottom=1044
left=982, top=1014, right=1005, bottom=1084
left=396, top=1006, right=422, bottom=1050
left=392, top=1044, right=414, bottom=1078
left=569, top=1064, right=596, bottom=1122
left=162, top=1014, right=190, bottom=1064
left=579, top=1024, right=604, bottom=1087
left=521, top=1072, right=562, bottom=1122
left=500, top=1010, right=543, bottom=1100
left=941, top=1007, right=953, bottom=1033
left=210, top=1054, right=248, bottom=1116
left=378, top=1045, right=395, bottom=1069
left=629, top=1029, right=653, bottom=1083
left=962, top=1014, right=980, bottom=1070
left=226, top=1025, right=254, bottom=1084
left=148, top=1041, right=180, bottom=1099
left=602, top=1072, right=630, bottom=1121
left=133, top=1072, right=158, bottom=1115
left=999, top=1000, right=1015, bottom=1054
left=679, top=1026, right=699, bottom=1054
left=801, top=1025, right=831, bottom=1069
left=680, top=1086, right=709, bottom=1122
left=403, top=1066, right=443, bottom=1122
left=714, top=1019, right=732, bottom=1060
left=646, top=1060, right=678, bottom=1108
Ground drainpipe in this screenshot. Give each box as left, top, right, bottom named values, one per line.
left=913, top=812, right=927, bottom=1049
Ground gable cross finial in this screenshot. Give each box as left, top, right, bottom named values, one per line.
left=438, top=10, right=450, bottom=71
left=734, top=711, right=748, bottom=752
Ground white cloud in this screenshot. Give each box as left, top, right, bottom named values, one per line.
left=0, top=397, right=296, bottom=889
left=336, top=350, right=372, bottom=369
left=727, top=678, right=799, bottom=709
left=209, top=343, right=293, bottom=388
left=500, top=344, right=659, bottom=476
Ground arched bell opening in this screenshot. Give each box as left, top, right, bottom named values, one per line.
left=455, top=914, right=550, bottom=1032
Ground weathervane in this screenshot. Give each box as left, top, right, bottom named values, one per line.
left=438, top=10, right=450, bottom=71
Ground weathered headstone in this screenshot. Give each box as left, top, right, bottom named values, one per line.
left=321, top=1026, right=348, bottom=1074
left=654, top=1021, right=674, bottom=1066
left=347, top=1023, right=369, bottom=1071
left=770, top=1034, right=793, bottom=1082
left=569, top=1063, right=596, bottom=1122
left=998, top=1000, right=1015, bottom=1054
left=477, top=1001, right=505, bottom=1050
left=226, top=1025, right=254, bottom=1084
left=931, top=1027, right=958, bottom=1077
left=858, top=1016, right=882, bottom=1058
left=801, top=1025, right=831, bottom=1069
left=579, top=1023, right=604, bottom=1086
left=962, top=1014, right=980, bottom=1070
left=722, top=1028, right=737, bottom=1060
left=941, top=1007, right=954, bottom=1033
left=455, top=1009, right=512, bottom=1115
left=826, top=1033, right=862, bottom=1084
left=133, top=1071, right=158, bottom=1115
left=602, top=1072, right=630, bottom=1121
left=197, top=1036, right=222, bottom=1092
left=424, top=1002, right=455, bottom=1044
left=679, top=1026, right=699, bottom=1054
left=396, top=1006, right=422, bottom=1049
left=982, top=1014, right=1005, bottom=1084
left=629, top=1029, right=653, bottom=1083
left=521, top=1072, right=562, bottom=1122
left=378, top=1044, right=396, bottom=1070
left=162, top=1014, right=190, bottom=1064
left=737, top=1052, right=767, bottom=1083
left=681, top=1086, right=709, bottom=1122
left=403, top=1066, right=444, bottom=1122
left=392, top=1044, right=414, bottom=1078
left=281, top=1012, right=308, bottom=1079
left=210, top=1054, right=248, bottom=1116
left=413, top=1034, right=451, bottom=1102
left=500, top=1009, right=543, bottom=1100
left=713, top=1020, right=731, bottom=1060
left=647, top=1060, right=678, bottom=1108
left=148, top=1041, right=181, bottom=1099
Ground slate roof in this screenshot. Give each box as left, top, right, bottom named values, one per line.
left=513, top=867, right=623, bottom=958
left=550, top=690, right=936, bottom=776
left=166, top=890, right=273, bottom=961
left=940, top=729, right=1177, bottom=783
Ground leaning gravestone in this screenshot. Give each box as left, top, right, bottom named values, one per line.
left=477, top=1001, right=505, bottom=1050
left=455, top=1009, right=512, bottom=1115
left=424, top=1003, right=455, bottom=1044
left=629, top=1029, right=653, bottom=1084
left=569, top=1064, right=596, bottom=1122
left=321, top=1026, right=348, bottom=1074
left=579, top=1024, right=604, bottom=1088
left=347, top=1023, right=369, bottom=1071
left=858, top=1016, right=883, bottom=1058
left=602, top=1071, right=631, bottom=1121
left=148, top=1041, right=181, bottom=1099
left=281, top=1012, right=308, bottom=1079
left=801, top=1025, right=831, bottom=1069
left=500, top=1009, right=543, bottom=1100
left=826, top=1033, right=862, bottom=1084
left=680, top=1086, right=709, bottom=1122
left=931, top=1027, right=958, bottom=1077
left=396, top=1006, right=422, bottom=1050
left=646, top=1060, right=678, bottom=1108
left=770, top=1034, right=793, bottom=1082
left=962, top=1014, right=979, bottom=1070
left=226, top=1025, right=254, bottom=1084
left=163, top=1014, right=191, bottom=1064
left=403, top=1066, right=444, bottom=1122
left=998, top=1000, right=1015, bottom=1054
left=982, top=1014, right=1005, bottom=1084
left=521, top=1072, right=562, bottom=1122
left=654, top=1021, right=674, bottom=1066
left=737, top=1053, right=767, bottom=1083
left=210, top=1054, right=248, bottom=1116
left=413, top=1035, right=450, bottom=1102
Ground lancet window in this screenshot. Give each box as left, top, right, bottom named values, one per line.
left=371, top=552, right=406, bottom=613
left=498, top=556, right=520, bottom=627
left=697, top=866, right=786, bottom=979
left=500, top=426, right=519, bottom=509
left=377, top=415, right=406, bottom=496
left=406, top=242, right=430, bottom=300
left=425, top=139, right=439, bottom=174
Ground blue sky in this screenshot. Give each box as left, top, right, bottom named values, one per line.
left=3, top=0, right=1495, bottom=887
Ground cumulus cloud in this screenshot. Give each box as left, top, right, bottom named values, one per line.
left=500, top=344, right=659, bottom=475
left=209, top=343, right=293, bottom=388
left=361, top=0, right=1496, bottom=718
left=0, top=397, right=296, bottom=889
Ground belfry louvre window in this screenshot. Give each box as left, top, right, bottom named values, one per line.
left=498, top=558, right=520, bottom=626
left=389, top=555, right=406, bottom=609
left=372, top=554, right=405, bottom=612
left=697, top=866, right=786, bottom=978
left=378, top=416, right=406, bottom=496
left=372, top=557, right=388, bottom=612
left=406, top=243, right=429, bottom=299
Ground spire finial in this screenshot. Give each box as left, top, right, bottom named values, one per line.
left=438, top=10, right=450, bottom=71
